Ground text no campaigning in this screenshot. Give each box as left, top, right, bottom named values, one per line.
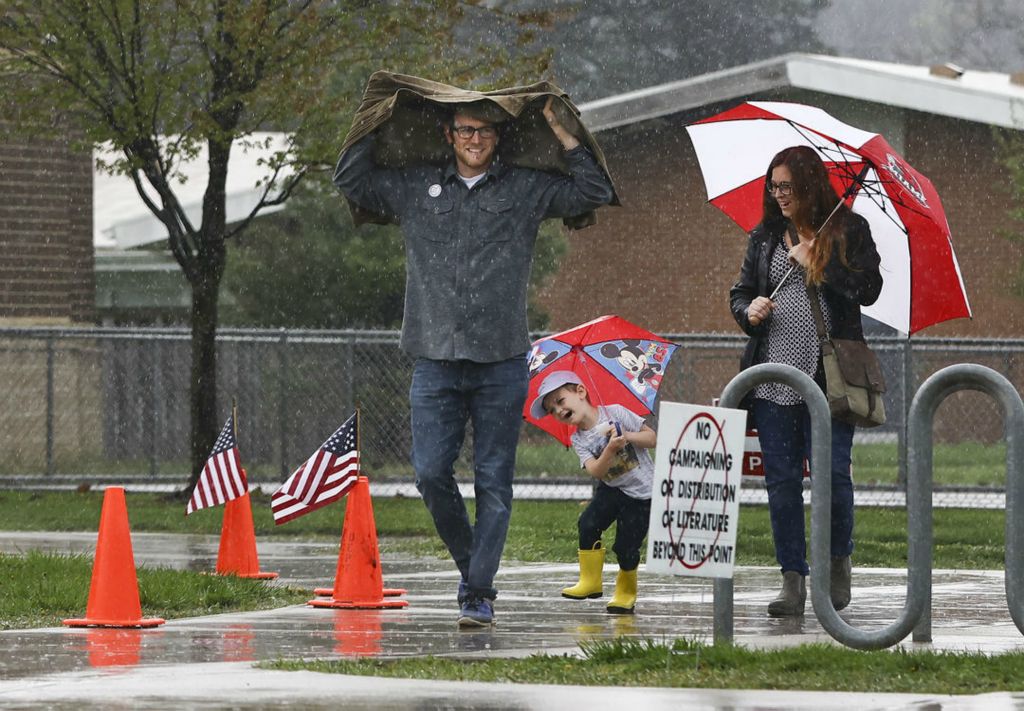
left=668, top=447, right=733, bottom=471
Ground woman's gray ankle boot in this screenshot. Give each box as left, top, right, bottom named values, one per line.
left=831, top=556, right=852, bottom=611
left=767, top=571, right=806, bottom=617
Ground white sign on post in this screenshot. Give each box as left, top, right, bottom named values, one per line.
left=645, top=401, right=746, bottom=579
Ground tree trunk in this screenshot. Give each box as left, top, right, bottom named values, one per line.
left=182, top=128, right=232, bottom=497
left=186, top=260, right=223, bottom=494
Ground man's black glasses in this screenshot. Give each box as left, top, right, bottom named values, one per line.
left=452, top=124, right=498, bottom=140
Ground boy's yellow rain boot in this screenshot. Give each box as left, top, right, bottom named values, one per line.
left=561, top=544, right=605, bottom=599
left=606, top=568, right=637, bottom=614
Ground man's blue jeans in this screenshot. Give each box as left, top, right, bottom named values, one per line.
left=751, top=398, right=855, bottom=577
left=410, top=356, right=528, bottom=601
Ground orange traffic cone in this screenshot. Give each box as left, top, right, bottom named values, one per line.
left=64, top=487, right=165, bottom=628
left=216, top=489, right=278, bottom=579
left=313, top=492, right=405, bottom=597
left=309, top=476, right=408, bottom=610
left=313, top=584, right=405, bottom=597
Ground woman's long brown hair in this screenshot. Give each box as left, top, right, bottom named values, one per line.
left=761, top=145, right=853, bottom=285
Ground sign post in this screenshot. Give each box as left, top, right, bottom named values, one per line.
left=646, top=401, right=746, bottom=578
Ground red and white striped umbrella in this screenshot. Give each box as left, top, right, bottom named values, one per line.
left=686, top=101, right=971, bottom=335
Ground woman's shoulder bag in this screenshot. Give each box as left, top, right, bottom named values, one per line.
left=806, top=284, right=887, bottom=428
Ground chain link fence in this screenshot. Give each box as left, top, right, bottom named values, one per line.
left=0, top=326, right=1019, bottom=505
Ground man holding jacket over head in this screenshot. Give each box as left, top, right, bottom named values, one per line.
left=334, top=82, right=615, bottom=628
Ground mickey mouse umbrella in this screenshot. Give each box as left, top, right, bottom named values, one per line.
left=524, top=315, right=678, bottom=446
left=685, top=100, right=971, bottom=335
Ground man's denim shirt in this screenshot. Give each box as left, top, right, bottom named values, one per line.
left=334, top=135, right=614, bottom=363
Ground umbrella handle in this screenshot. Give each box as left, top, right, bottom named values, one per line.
left=768, top=265, right=795, bottom=301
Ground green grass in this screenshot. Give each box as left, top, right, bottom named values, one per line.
left=263, top=636, right=1024, bottom=695
left=0, top=550, right=309, bottom=630
left=7, top=441, right=582, bottom=480
left=513, top=440, right=582, bottom=477
left=852, top=441, right=1008, bottom=487
left=518, top=439, right=1011, bottom=487
left=0, top=491, right=1007, bottom=570
left=8, top=439, right=1006, bottom=484
left=0, top=489, right=436, bottom=539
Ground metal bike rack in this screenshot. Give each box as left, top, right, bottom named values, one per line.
left=907, top=364, right=1024, bottom=642
left=715, top=362, right=928, bottom=650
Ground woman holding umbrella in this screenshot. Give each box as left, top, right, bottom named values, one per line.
left=729, top=145, right=882, bottom=617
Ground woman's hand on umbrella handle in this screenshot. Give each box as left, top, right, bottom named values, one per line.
left=543, top=97, right=580, bottom=151
left=747, top=296, right=773, bottom=326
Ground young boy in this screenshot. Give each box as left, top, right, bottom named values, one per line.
left=530, top=370, right=656, bottom=614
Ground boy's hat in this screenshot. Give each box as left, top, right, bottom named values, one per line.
left=529, top=370, right=583, bottom=420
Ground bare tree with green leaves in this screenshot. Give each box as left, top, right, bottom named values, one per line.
left=0, top=0, right=553, bottom=492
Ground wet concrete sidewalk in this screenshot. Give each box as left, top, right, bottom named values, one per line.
left=1, top=531, right=1023, bottom=709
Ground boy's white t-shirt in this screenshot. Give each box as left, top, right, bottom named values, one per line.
left=571, top=404, right=654, bottom=500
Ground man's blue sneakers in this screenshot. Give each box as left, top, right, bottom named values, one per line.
left=457, top=595, right=495, bottom=627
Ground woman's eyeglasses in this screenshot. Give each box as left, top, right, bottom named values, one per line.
left=766, top=181, right=794, bottom=197
left=452, top=124, right=498, bottom=140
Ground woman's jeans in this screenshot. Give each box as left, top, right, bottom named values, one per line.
left=410, top=356, right=528, bottom=601
left=751, top=398, right=855, bottom=576
left=578, top=483, right=651, bottom=571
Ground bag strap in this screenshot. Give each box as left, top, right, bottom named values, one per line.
left=806, top=283, right=829, bottom=345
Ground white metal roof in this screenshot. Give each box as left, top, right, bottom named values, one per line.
left=579, top=53, right=1024, bottom=133
left=93, top=132, right=293, bottom=249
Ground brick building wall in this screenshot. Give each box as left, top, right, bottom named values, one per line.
left=0, top=128, right=94, bottom=324
left=537, top=96, right=1024, bottom=339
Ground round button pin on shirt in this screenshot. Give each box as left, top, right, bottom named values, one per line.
left=428, top=184, right=442, bottom=198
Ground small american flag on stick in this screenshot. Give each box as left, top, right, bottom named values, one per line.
left=271, top=412, right=360, bottom=525
left=186, top=412, right=247, bottom=515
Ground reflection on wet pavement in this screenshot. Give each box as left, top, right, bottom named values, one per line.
left=81, top=628, right=145, bottom=668
left=0, top=532, right=1023, bottom=709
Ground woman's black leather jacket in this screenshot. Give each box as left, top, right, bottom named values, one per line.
left=729, top=213, right=883, bottom=374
